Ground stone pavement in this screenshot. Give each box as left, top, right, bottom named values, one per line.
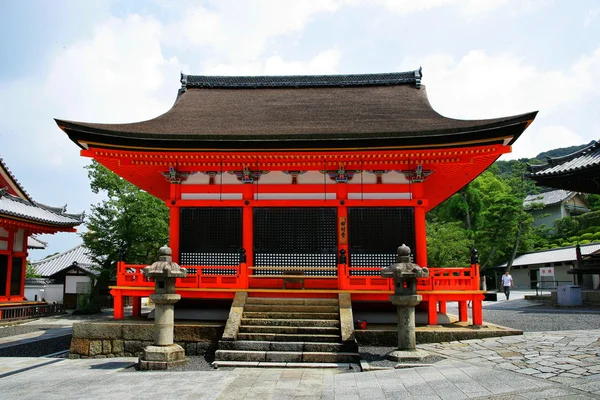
left=0, top=328, right=598, bottom=399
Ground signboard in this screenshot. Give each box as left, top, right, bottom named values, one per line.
left=540, top=267, right=554, bottom=277
left=338, top=216, right=347, bottom=245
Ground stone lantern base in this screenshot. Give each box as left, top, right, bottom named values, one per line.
left=138, top=344, right=187, bottom=370
left=386, top=349, right=429, bottom=362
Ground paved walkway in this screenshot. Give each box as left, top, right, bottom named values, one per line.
left=1, top=295, right=599, bottom=399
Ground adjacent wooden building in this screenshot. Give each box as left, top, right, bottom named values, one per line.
left=0, top=157, right=83, bottom=303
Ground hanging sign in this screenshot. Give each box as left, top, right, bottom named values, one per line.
left=540, top=267, right=554, bottom=277
left=338, top=216, right=348, bottom=245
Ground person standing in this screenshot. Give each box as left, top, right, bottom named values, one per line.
left=501, top=271, right=514, bottom=300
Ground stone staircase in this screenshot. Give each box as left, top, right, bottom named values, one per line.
left=214, top=295, right=360, bottom=367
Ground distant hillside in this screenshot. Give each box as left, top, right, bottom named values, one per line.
left=493, top=141, right=595, bottom=191
left=532, top=141, right=594, bottom=162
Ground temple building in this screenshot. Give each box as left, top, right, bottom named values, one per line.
left=528, top=140, right=600, bottom=194
left=0, top=157, right=83, bottom=303
left=56, top=69, right=537, bottom=325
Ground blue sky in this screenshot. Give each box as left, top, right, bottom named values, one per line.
left=1, top=0, right=599, bottom=259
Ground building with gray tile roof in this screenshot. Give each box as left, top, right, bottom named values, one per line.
left=31, top=244, right=98, bottom=277
left=528, top=140, right=600, bottom=194
left=1, top=156, right=84, bottom=302
left=496, top=243, right=600, bottom=290
left=523, top=189, right=589, bottom=229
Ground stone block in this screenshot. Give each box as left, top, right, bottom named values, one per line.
left=111, top=340, right=124, bottom=355
left=185, top=342, right=197, bottom=355
left=215, top=350, right=266, bottom=362
left=124, top=340, right=144, bottom=355
left=73, top=322, right=123, bottom=340
left=102, top=340, right=112, bottom=355
left=70, top=338, right=90, bottom=356
left=196, top=342, right=212, bottom=355
left=266, top=351, right=302, bottom=362
left=138, top=358, right=187, bottom=370
left=122, top=324, right=154, bottom=341
left=142, top=345, right=186, bottom=362
left=89, top=340, right=102, bottom=356
left=338, top=293, right=355, bottom=342
left=270, top=342, right=303, bottom=352
left=68, top=354, right=81, bottom=359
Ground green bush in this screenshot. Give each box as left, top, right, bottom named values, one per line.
left=568, top=236, right=581, bottom=243
left=593, top=232, right=600, bottom=240
left=580, top=240, right=591, bottom=244
left=580, top=233, right=594, bottom=240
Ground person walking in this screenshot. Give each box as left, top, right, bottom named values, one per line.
left=501, top=271, right=514, bottom=300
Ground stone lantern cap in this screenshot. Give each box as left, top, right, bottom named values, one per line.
left=143, top=246, right=187, bottom=278
left=381, top=244, right=429, bottom=279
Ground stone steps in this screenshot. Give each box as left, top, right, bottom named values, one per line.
left=243, top=304, right=339, bottom=313
left=218, top=340, right=356, bottom=353
left=215, top=349, right=359, bottom=363
left=243, top=311, right=339, bottom=320
left=238, top=325, right=340, bottom=335
left=241, top=318, right=339, bottom=327
left=245, top=297, right=339, bottom=306
left=236, top=333, right=342, bottom=342
left=214, top=295, right=360, bottom=367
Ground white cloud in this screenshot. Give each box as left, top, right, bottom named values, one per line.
left=202, top=49, right=342, bottom=76
left=584, top=8, right=600, bottom=27
left=163, top=0, right=340, bottom=63
left=401, top=46, right=600, bottom=159
left=46, top=14, right=184, bottom=124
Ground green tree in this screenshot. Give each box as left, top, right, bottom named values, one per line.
left=25, top=261, right=40, bottom=278
left=426, top=221, right=472, bottom=267
left=81, top=161, right=169, bottom=312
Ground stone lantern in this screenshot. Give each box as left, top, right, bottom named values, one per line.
left=138, top=246, right=187, bottom=370
left=381, top=244, right=430, bottom=361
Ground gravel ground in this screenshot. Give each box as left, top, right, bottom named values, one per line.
left=0, top=324, right=62, bottom=339
left=0, top=335, right=72, bottom=357
left=482, top=307, right=600, bottom=331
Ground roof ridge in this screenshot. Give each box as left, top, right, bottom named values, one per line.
left=181, top=69, right=423, bottom=90
left=31, top=243, right=88, bottom=265
left=0, top=157, right=34, bottom=202
left=547, top=140, right=599, bottom=165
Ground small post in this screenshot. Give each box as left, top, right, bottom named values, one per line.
left=381, top=244, right=430, bottom=362
left=138, top=246, right=188, bottom=370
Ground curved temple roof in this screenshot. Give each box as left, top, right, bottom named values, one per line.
left=528, top=140, right=600, bottom=194
left=56, top=69, right=537, bottom=152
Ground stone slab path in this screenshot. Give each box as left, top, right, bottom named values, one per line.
left=0, top=329, right=599, bottom=399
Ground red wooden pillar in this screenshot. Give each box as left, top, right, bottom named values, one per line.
left=337, top=205, right=349, bottom=290
left=412, top=183, right=427, bottom=267
left=4, top=229, right=14, bottom=298
left=242, top=184, right=254, bottom=289
left=438, top=300, right=447, bottom=314
left=132, top=296, right=142, bottom=317
left=242, top=205, right=253, bottom=288
left=458, top=300, right=468, bottom=322
left=427, top=296, right=438, bottom=325
left=472, top=296, right=483, bottom=326
left=169, top=206, right=180, bottom=263
left=169, top=183, right=181, bottom=264
left=111, top=289, right=124, bottom=320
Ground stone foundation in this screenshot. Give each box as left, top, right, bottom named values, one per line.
left=355, top=326, right=522, bottom=347
left=69, top=321, right=224, bottom=359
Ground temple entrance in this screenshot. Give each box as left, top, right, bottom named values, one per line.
left=179, top=208, right=243, bottom=275
left=348, top=208, right=416, bottom=275
left=253, top=208, right=338, bottom=276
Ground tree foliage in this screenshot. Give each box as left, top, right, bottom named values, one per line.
left=81, top=161, right=169, bottom=312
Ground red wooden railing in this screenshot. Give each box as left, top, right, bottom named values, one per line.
left=112, top=261, right=484, bottom=325
left=116, top=261, right=480, bottom=291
